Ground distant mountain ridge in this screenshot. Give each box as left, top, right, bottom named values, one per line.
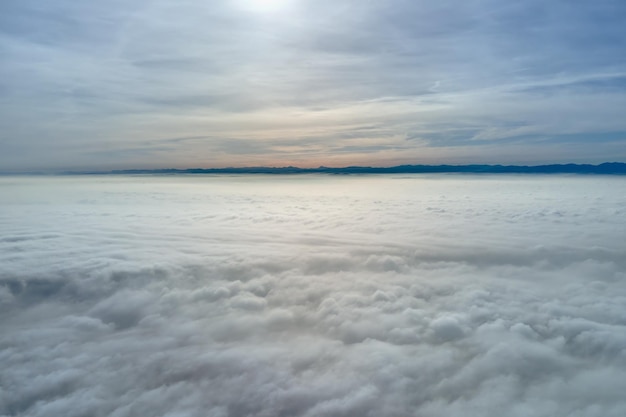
left=69, top=162, right=626, bottom=175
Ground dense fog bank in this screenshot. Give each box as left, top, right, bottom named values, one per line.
left=1, top=175, right=625, bottom=417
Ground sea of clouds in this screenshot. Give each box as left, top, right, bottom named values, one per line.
left=1, top=174, right=625, bottom=417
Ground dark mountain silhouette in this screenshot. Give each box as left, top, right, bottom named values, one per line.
left=66, top=162, right=626, bottom=175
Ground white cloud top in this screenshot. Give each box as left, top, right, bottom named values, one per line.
left=1, top=174, right=625, bottom=416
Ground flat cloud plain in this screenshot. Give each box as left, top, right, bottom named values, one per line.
left=1, top=174, right=625, bottom=417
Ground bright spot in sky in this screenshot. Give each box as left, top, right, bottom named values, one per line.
left=237, top=0, right=292, bottom=13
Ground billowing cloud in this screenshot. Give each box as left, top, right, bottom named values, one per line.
left=1, top=174, right=625, bottom=416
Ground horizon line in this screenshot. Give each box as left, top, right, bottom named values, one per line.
left=3, top=162, right=626, bottom=176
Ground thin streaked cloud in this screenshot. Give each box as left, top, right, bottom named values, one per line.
left=1, top=0, right=625, bottom=170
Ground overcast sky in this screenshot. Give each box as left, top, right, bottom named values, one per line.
left=1, top=0, right=626, bottom=171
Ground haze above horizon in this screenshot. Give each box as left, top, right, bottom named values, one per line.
left=1, top=0, right=625, bottom=171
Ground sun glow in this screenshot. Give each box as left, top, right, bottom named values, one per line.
left=237, top=0, right=292, bottom=13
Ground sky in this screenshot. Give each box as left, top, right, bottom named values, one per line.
left=1, top=175, right=626, bottom=416
left=1, top=0, right=626, bottom=171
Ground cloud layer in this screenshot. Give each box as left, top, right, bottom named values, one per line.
left=1, top=174, right=626, bottom=416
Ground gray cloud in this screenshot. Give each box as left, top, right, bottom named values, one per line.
left=1, top=1, right=626, bottom=170
left=1, top=174, right=626, bottom=416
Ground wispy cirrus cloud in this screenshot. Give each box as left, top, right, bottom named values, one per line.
left=1, top=0, right=625, bottom=170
